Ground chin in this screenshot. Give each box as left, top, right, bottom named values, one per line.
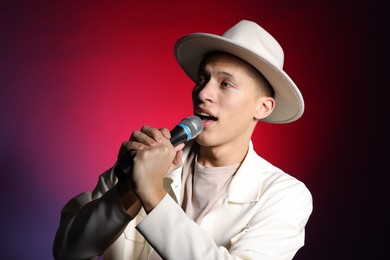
left=195, top=134, right=218, bottom=147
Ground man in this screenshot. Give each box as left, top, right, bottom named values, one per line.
left=53, top=20, right=313, bottom=260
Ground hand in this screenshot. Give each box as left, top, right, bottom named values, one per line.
left=119, top=126, right=184, bottom=212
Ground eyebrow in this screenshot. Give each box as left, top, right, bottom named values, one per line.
left=199, top=66, right=236, bottom=78
left=217, top=71, right=236, bottom=79
left=198, top=65, right=239, bottom=83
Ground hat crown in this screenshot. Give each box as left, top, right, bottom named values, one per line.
left=222, top=20, right=284, bottom=69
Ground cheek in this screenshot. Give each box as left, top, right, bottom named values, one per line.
left=223, top=95, right=257, bottom=119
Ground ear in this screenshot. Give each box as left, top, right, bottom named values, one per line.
left=254, top=97, right=275, bottom=120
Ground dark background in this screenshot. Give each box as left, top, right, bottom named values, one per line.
left=0, top=0, right=387, bottom=259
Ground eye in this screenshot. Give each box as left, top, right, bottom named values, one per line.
left=220, top=81, right=233, bottom=88
left=196, top=75, right=207, bottom=86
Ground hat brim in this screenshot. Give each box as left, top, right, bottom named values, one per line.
left=174, top=33, right=304, bottom=124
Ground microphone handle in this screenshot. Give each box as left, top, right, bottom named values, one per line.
left=169, top=124, right=190, bottom=146
left=114, top=154, right=133, bottom=181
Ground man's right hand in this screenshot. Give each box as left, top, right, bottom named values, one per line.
left=117, top=126, right=184, bottom=213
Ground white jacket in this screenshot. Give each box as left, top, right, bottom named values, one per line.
left=53, top=141, right=313, bottom=260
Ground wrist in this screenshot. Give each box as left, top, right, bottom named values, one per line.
left=115, top=182, right=138, bottom=210
left=135, top=186, right=166, bottom=214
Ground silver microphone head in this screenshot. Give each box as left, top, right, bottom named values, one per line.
left=170, top=115, right=203, bottom=146
left=180, top=115, right=203, bottom=139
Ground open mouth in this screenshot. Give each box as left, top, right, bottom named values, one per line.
left=196, top=111, right=218, bottom=122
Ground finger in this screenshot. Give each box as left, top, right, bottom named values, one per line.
left=130, top=129, right=158, bottom=146
left=159, top=128, right=171, bottom=139
left=174, top=143, right=185, bottom=152
left=140, top=125, right=165, bottom=143
left=118, top=141, right=145, bottom=159
left=123, top=141, right=146, bottom=151
left=172, top=149, right=183, bottom=167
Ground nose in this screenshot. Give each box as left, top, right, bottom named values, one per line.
left=192, top=79, right=216, bottom=104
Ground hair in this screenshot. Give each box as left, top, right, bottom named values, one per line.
left=200, top=51, right=275, bottom=98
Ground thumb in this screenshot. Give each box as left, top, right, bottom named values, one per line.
left=172, top=149, right=183, bottom=168
left=167, top=143, right=185, bottom=175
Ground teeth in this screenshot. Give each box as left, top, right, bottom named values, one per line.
left=198, top=111, right=210, bottom=117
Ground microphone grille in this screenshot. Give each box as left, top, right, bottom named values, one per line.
left=180, top=116, right=203, bottom=139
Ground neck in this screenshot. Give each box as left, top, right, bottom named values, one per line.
left=197, top=140, right=250, bottom=167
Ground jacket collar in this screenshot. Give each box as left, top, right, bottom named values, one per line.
left=166, top=140, right=276, bottom=204
left=226, top=141, right=272, bottom=203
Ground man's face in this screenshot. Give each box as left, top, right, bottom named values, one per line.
left=192, top=52, right=267, bottom=148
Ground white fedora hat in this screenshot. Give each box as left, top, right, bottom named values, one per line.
left=174, top=20, right=304, bottom=124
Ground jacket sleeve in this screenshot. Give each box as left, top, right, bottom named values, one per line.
left=136, top=178, right=313, bottom=260
left=52, top=167, right=134, bottom=260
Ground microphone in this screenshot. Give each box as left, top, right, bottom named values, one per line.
left=114, top=116, right=203, bottom=181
